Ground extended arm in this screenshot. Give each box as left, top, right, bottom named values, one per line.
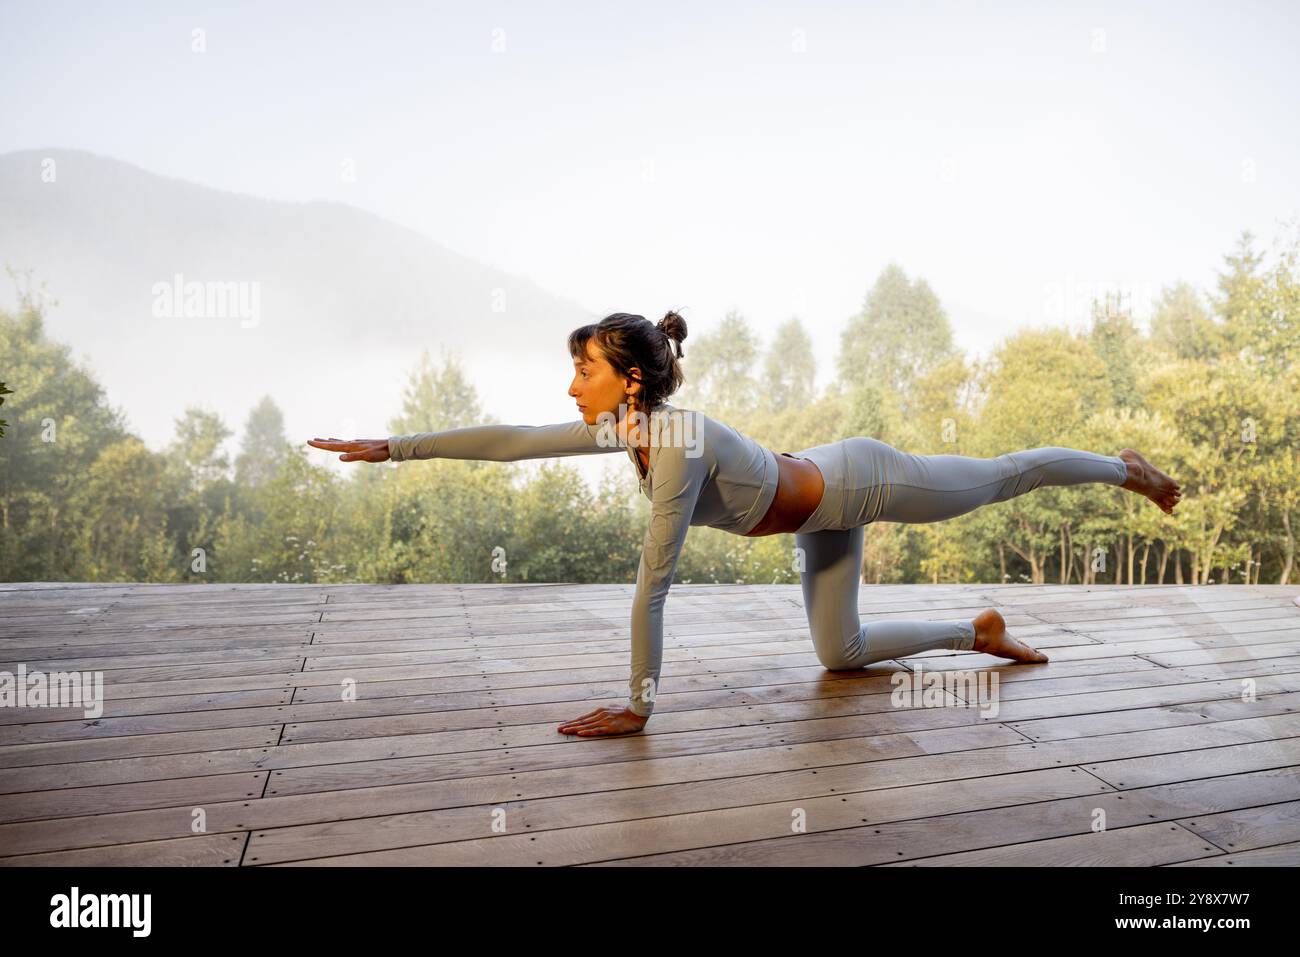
left=388, top=418, right=621, bottom=462
left=626, top=442, right=707, bottom=718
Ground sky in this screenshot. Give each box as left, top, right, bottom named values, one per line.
left=1, top=0, right=1298, bottom=479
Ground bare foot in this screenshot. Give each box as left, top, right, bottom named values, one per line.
left=971, top=608, right=1048, bottom=663
left=1117, top=448, right=1182, bottom=515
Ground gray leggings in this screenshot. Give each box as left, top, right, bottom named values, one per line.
left=788, top=438, right=1129, bottom=669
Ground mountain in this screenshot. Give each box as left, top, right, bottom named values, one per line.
left=0, top=148, right=595, bottom=452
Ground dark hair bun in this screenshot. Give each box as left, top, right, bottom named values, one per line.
left=571, top=310, right=687, bottom=409
left=657, top=310, right=688, bottom=355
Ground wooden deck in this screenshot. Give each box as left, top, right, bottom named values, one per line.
left=0, top=581, right=1298, bottom=866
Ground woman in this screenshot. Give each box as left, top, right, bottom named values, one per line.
left=309, top=311, right=1181, bottom=737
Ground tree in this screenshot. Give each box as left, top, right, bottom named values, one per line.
left=66, top=437, right=177, bottom=581
left=761, top=317, right=816, bottom=413
left=0, top=286, right=129, bottom=579
left=1149, top=281, right=1223, bottom=361
left=1214, top=230, right=1267, bottom=357
left=967, top=329, right=1121, bottom=584
left=892, top=353, right=976, bottom=453
left=1087, top=292, right=1144, bottom=410
left=675, top=309, right=762, bottom=418
left=509, top=461, right=622, bottom=583
left=166, top=407, right=233, bottom=493
left=1081, top=407, right=1185, bottom=584
left=389, top=346, right=490, bottom=435
left=974, top=328, right=1112, bottom=452
left=212, top=445, right=344, bottom=582
left=1143, top=357, right=1268, bottom=584
left=235, top=395, right=289, bottom=488
left=1235, top=229, right=1300, bottom=378
left=162, top=408, right=235, bottom=582
left=836, top=263, right=957, bottom=408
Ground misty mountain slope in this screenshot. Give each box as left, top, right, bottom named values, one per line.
left=0, top=148, right=594, bottom=449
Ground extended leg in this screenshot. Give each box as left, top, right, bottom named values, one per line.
left=847, top=439, right=1128, bottom=526
left=795, top=524, right=975, bottom=670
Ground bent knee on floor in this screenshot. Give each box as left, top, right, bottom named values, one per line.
left=815, top=654, right=858, bottom=671
left=810, top=629, right=865, bottom=670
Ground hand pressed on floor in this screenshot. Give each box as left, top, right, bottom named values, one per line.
left=558, top=706, right=648, bottom=736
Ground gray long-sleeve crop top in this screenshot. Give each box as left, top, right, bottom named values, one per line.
left=387, top=403, right=780, bottom=718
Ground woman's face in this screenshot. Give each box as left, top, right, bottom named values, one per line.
left=569, top=340, right=640, bottom=425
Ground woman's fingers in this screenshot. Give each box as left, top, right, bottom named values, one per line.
left=558, top=708, right=612, bottom=732
left=307, top=438, right=383, bottom=452
left=558, top=714, right=602, bottom=730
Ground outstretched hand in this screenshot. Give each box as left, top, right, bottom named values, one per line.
left=558, top=705, right=648, bottom=737
left=307, top=437, right=391, bottom=463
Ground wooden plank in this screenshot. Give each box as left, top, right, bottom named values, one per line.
left=0, top=833, right=246, bottom=867
left=1084, top=739, right=1300, bottom=789
left=1177, top=799, right=1300, bottom=854
left=1170, top=839, right=1300, bottom=866
left=0, top=772, right=268, bottom=824
left=881, top=822, right=1221, bottom=866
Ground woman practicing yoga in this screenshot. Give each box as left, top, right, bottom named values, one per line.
left=308, top=311, right=1182, bottom=737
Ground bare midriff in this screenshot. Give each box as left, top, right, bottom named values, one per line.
left=632, top=446, right=825, bottom=537
left=743, top=452, right=826, bottom=537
